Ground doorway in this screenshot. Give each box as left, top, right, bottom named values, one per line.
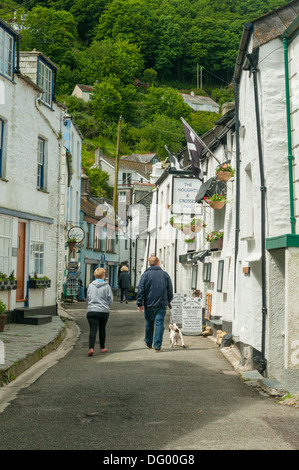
left=16, top=221, right=26, bottom=301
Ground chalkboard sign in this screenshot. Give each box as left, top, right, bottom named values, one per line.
left=182, top=297, right=202, bottom=336
left=170, top=293, right=185, bottom=326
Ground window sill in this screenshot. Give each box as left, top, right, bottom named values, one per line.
left=0, top=177, right=8, bottom=183
left=37, top=188, right=49, bottom=194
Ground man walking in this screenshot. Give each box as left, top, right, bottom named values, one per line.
left=137, top=256, right=173, bottom=352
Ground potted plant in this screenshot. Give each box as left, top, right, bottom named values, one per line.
left=29, top=276, right=51, bottom=289
left=203, top=193, right=227, bottom=210
left=216, top=163, right=235, bottom=182
left=67, top=237, right=77, bottom=251
left=0, top=271, right=17, bottom=290
left=0, top=299, right=7, bottom=332
left=206, top=230, right=224, bottom=250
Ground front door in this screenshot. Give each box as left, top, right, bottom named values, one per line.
left=16, top=221, right=26, bottom=301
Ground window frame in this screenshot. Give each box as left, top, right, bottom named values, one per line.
left=0, top=118, right=4, bottom=178
left=30, top=223, right=45, bottom=276
left=0, top=216, right=12, bottom=274
left=0, top=27, right=15, bottom=81
left=37, top=137, right=46, bottom=190
left=203, top=262, right=211, bottom=282
left=38, top=58, right=53, bottom=107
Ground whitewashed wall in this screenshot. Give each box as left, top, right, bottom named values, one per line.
left=0, top=72, right=63, bottom=309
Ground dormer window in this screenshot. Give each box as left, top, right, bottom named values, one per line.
left=0, top=26, right=15, bottom=80
left=38, top=58, right=53, bottom=106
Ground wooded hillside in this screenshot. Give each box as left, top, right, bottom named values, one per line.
left=0, top=0, right=289, bottom=195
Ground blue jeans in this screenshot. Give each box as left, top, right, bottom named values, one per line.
left=144, top=307, right=166, bottom=350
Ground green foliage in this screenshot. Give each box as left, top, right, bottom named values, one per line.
left=21, top=6, right=78, bottom=66
left=15, top=0, right=288, bottom=162
left=0, top=299, right=6, bottom=315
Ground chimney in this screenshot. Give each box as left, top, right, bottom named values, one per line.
left=94, top=147, right=103, bottom=168
left=81, top=167, right=90, bottom=195
left=221, top=102, right=235, bottom=115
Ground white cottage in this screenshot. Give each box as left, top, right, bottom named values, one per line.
left=0, top=18, right=82, bottom=322
left=143, top=0, right=299, bottom=393
left=231, top=1, right=299, bottom=393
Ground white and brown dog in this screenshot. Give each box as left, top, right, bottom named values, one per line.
left=169, top=323, right=185, bottom=348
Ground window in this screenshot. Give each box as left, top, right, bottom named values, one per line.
left=30, top=223, right=45, bottom=275
left=191, top=265, right=198, bottom=290
left=203, top=262, right=211, bottom=282
left=0, top=118, right=4, bottom=177
left=118, top=191, right=126, bottom=203
left=0, top=28, right=14, bottom=80
left=38, top=60, right=53, bottom=106
left=37, top=137, right=45, bottom=189
left=0, top=216, right=11, bottom=274
left=217, top=260, right=224, bottom=292
left=122, top=172, right=132, bottom=186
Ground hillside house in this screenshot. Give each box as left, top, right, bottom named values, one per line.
left=72, top=84, right=93, bottom=102
left=180, top=92, right=220, bottom=113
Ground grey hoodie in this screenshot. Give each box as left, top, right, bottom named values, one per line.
left=87, top=280, right=113, bottom=313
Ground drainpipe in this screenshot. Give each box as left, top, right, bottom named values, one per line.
left=246, top=50, right=267, bottom=375
left=233, top=79, right=240, bottom=319
left=283, top=37, right=296, bottom=235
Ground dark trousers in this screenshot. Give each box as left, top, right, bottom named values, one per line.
left=120, top=288, right=129, bottom=302
left=87, top=311, right=109, bottom=349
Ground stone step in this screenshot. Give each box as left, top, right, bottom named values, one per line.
left=14, top=307, right=54, bottom=325
left=18, top=315, right=53, bottom=325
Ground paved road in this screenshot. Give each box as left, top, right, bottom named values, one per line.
left=0, top=301, right=298, bottom=451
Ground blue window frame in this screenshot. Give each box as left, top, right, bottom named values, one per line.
left=0, top=119, right=4, bottom=178
left=37, top=58, right=53, bottom=107
left=37, top=137, right=45, bottom=189
left=0, top=26, right=15, bottom=80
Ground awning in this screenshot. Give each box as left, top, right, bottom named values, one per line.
left=192, top=250, right=210, bottom=263
left=195, top=177, right=226, bottom=204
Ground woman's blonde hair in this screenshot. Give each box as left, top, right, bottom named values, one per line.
left=94, top=268, right=106, bottom=279
left=121, top=265, right=128, bottom=271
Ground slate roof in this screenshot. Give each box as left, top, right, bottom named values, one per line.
left=100, top=156, right=152, bottom=179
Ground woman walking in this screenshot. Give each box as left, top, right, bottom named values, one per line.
left=118, top=265, right=131, bottom=304
left=86, top=268, right=113, bottom=356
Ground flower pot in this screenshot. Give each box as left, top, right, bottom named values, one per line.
left=209, top=238, right=223, bottom=251
left=210, top=201, right=225, bottom=210
left=0, top=314, right=7, bottom=332
left=217, top=171, right=232, bottom=182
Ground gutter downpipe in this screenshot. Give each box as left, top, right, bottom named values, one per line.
left=233, top=79, right=240, bottom=320
left=283, top=37, right=296, bottom=234
left=233, top=23, right=252, bottom=320
left=246, top=49, right=267, bottom=375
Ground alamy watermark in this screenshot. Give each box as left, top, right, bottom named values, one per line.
left=0, top=80, right=5, bottom=105
left=0, top=341, right=4, bottom=365
left=95, top=202, right=204, bottom=240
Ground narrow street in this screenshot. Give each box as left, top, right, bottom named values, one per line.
left=0, top=301, right=298, bottom=452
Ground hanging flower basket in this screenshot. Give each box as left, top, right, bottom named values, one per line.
left=216, top=163, right=235, bottom=182
left=204, top=194, right=227, bottom=210
left=210, top=201, right=226, bottom=210
left=190, top=218, right=206, bottom=233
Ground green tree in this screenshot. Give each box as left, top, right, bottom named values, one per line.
left=135, top=114, right=185, bottom=159
left=91, top=77, right=137, bottom=124
left=145, top=87, right=191, bottom=121
left=21, top=6, right=78, bottom=66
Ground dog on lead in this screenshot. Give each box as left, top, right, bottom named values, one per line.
left=169, top=323, right=185, bottom=348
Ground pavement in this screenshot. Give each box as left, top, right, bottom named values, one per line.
left=0, top=298, right=298, bottom=407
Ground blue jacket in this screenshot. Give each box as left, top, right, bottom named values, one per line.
left=137, top=266, right=173, bottom=308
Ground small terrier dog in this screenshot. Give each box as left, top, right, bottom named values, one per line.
left=169, top=323, right=185, bottom=348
